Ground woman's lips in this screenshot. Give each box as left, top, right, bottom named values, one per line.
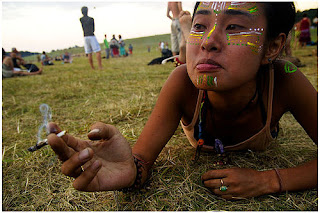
left=196, top=63, right=221, bottom=72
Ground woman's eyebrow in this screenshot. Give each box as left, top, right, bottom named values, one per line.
left=223, top=9, right=254, bottom=19
left=195, top=9, right=212, bottom=16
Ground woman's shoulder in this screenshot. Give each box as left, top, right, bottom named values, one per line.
left=162, top=64, right=199, bottom=104
left=273, top=58, right=306, bottom=81
left=167, top=64, right=197, bottom=91
left=273, top=58, right=316, bottom=107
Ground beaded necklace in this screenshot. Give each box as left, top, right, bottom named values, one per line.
left=193, top=87, right=259, bottom=163
left=193, top=91, right=226, bottom=162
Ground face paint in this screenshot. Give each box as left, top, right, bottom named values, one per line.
left=228, top=2, right=259, bottom=15
left=197, top=75, right=218, bottom=87
left=188, top=31, right=204, bottom=46
left=193, top=2, right=263, bottom=54
left=227, top=28, right=264, bottom=54
left=284, top=61, right=298, bottom=73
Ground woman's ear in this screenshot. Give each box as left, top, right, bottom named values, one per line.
left=261, top=33, right=286, bottom=65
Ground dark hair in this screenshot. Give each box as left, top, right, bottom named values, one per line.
left=263, top=2, right=295, bottom=39
left=192, top=2, right=295, bottom=40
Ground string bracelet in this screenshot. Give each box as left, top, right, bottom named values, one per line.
left=120, top=155, right=148, bottom=192
left=274, top=168, right=283, bottom=193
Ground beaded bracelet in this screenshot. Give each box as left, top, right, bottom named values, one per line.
left=174, top=57, right=185, bottom=67
left=120, top=156, right=145, bottom=192
left=274, top=168, right=283, bottom=193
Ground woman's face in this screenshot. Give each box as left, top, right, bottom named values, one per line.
left=186, top=2, right=268, bottom=91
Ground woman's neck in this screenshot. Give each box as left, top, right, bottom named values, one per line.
left=207, top=79, right=258, bottom=118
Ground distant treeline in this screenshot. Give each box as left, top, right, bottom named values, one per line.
left=296, top=8, right=318, bottom=25
left=19, top=51, right=40, bottom=58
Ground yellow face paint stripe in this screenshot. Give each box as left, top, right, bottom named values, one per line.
left=207, top=24, right=216, bottom=40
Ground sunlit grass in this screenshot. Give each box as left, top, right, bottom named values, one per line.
left=2, top=33, right=318, bottom=211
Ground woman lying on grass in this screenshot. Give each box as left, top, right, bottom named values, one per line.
left=47, top=2, right=317, bottom=200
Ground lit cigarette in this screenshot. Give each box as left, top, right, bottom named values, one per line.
left=28, top=130, right=67, bottom=152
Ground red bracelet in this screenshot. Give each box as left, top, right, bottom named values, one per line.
left=175, top=57, right=185, bottom=67
left=274, top=168, right=283, bottom=193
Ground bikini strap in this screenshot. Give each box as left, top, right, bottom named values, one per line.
left=266, top=63, right=275, bottom=127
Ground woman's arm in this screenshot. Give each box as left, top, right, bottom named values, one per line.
left=202, top=61, right=317, bottom=199
left=132, top=65, right=196, bottom=184
left=273, top=60, right=317, bottom=192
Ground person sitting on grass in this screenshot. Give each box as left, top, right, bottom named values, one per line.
left=63, top=52, right=72, bottom=63
left=41, top=51, right=54, bottom=66
left=47, top=2, right=317, bottom=200
left=2, top=48, right=42, bottom=78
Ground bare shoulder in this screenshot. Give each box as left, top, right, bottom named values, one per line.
left=273, top=59, right=314, bottom=88
left=273, top=59, right=317, bottom=110
left=160, top=64, right=199, bottom=110
left=164, top=64, right=198, bottom=96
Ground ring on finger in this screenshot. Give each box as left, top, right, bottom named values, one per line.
left=219, top=178, right=228, bottom=191
left=219, top=185, right=228, bottom=192
left=81, top=166, right=84, bottom=172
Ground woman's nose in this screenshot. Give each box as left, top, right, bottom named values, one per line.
left=201, top=24, right=222, bottom=52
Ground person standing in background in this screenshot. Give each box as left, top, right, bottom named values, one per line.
left=118, top=35, right=126, bottom=57
left=299, top=13, right=311, bottom=48
left=104, top=34, right=110, bottom=59
left=167, top=2, right=182, bottom=56
left=80, top=6, right=102, bottom=70
left=128, top=44, right=133, bottom=55
left=110, top=35, right=119, bottom=58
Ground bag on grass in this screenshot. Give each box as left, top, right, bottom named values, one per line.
left=23, top=64, right=40, bottom=72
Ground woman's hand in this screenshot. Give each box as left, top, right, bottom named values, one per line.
left=47, top=122, right=136, bottom=192
left=202, top=167, right=279, bottom=200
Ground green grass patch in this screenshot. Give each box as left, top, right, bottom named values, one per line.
left=2, top=34, right=318, bottom=211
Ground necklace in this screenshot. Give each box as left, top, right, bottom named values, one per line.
left=193, top=91, right=227, bottom=162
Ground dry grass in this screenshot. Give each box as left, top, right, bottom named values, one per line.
left=2, top=34, right=318, bottom=211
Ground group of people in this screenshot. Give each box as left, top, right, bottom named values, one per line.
left=2, top=48, right=42, bottom=78
left=104, top=34, right=133, bottom=59
left=80, top=6, right=134, bottom=69
left=46, top=1, right=317, bottom=203
left=53, top=52, right=73, bottom=64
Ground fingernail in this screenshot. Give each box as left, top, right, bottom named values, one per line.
left=48, top=126, right=57, bottom=133
left=91, top=160, right=101, bottom=170
left=89, top=129, right=100, bottom=134
left=79, top=148, right=90, bottom=161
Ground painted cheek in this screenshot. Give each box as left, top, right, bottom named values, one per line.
left=226, top=28, right=264, bottom=54
left=188, top=31, right=204, bottom=46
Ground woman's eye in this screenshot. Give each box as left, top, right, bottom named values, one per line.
left=192, top=23, right=206, bottom=32
left=226, top=24, right=244, bottom=31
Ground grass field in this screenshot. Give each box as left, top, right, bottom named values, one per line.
left=2, top=33, right=318, bottom=211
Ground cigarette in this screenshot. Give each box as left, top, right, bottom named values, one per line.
left=57, top=130, right=66, bottom=137
left=28, top=130, right=67, bottom=152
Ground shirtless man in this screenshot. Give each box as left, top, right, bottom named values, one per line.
left=80, top=6, right=103, bottom=70
left=167, top=2, right=183, bottom=56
